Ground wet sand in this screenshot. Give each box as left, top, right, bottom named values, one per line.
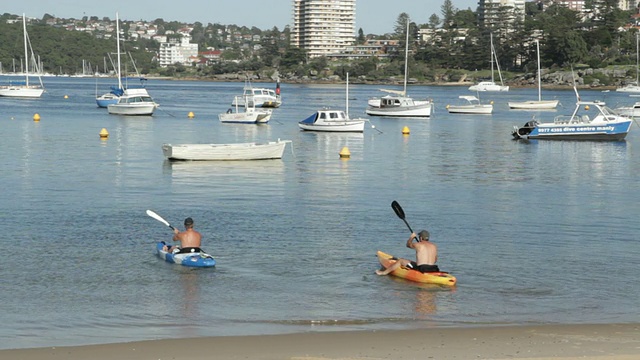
left=2, top=323, right=639, bottom=360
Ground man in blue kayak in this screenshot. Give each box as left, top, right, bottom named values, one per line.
left=162, top=217, right=203, bottom=254
left=376, top=230, right=439, bottom=275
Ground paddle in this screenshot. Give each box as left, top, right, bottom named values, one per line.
left=391, top=200, right=414, bottom=234
left=146, top=209, right=176, bottom=231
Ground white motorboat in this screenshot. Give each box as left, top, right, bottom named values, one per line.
left=446, top=95, right=493, bottom=114
left=614, top=101, right=640, bottom=117
left=468, top=33, right=509, bottom=92
left=299, top=110, right=365, bottom=132
left=365, top=19, right=433, bottom=118
left=508, top=39, right=559, bottom=110
left=107, top=88, right=157, bottom=116
left=299, top=73, right=367, bottom=132
left=0, top=14, right=45, bottom=98
left=162, top=139, right=291, bottom=161
left=219, top=95, right=272, bottom=124
left=232, top=79, right=281, bottom=108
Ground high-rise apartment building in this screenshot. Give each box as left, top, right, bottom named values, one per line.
left=478, top=0, right=526, bottom=27
left=291, top=0, right=356, bottom=58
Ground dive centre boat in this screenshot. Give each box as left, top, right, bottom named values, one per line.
left=512, top=88, right=632, bottom=141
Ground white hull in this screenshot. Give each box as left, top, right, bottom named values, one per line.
left=447, top=95, right=493, bottom=114
left=107, top=88, right=157, bottom=116
left=0, top=86, right=44, bottom=98
left=616, top=85, right=640, bottom=93
left=366, top=99, right=432, bottom=117
left=162, top=140, right=291, bottom=161
left=218, top=111, right=271, bottom=124
left=614, top=102, right=640, bottom=117
left=508, top=100, right=559, bottom=110
left=468, top=82, right=509, bottom=92
left=299, top=119, right=365, bottom=132
left=108, top=103, right=156, bottom=115
left=220, top=99, right=272, bottom=123
left=447, top=104, right=493, bottom=114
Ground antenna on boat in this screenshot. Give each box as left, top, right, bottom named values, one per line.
left=570, top=65, right=580, bottom=102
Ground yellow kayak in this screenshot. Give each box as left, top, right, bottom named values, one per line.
left=377, top=251, right=457, bottom=286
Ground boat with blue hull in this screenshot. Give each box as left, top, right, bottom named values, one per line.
left=156, top=242, right=216, bottom=268
left=512, top=98, right=633, bottom=141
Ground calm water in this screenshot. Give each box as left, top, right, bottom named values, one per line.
left=1, top=77, right=639, bottom=350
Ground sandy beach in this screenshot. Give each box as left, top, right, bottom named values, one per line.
left=2, top=324, right=639, bottom=360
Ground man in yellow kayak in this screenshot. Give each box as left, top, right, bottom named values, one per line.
left=376, top=230, right=439, bottom=275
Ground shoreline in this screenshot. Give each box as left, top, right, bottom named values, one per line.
left=3, top=323, right=639, bottom=359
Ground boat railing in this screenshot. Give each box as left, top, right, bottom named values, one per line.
left=554, top=115, right=589, bottom=124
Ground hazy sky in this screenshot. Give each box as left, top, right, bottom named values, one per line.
left=3, top=0, right=479, bottom=35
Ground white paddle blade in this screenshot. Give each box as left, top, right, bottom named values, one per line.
left=146, top=210, right=171, bottom=227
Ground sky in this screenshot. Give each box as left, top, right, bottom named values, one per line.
left=3, top=0, right=479, bottom=35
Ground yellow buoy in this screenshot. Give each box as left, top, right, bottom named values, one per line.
left=402, top=126, right=410, bottom=135
left=64, top=95, right=69, bottom=99
left=584, top=105, right=590, bottom=110
left=188, top=111, right=195, bottom=118
left=339, top=146, right=351, bottom=159
left=99, top=128, right=109, bottom=139
left=33, top=113, right=41, bottom=122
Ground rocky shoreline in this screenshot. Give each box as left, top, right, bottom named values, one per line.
left=156, top=66, right=634, bottom=91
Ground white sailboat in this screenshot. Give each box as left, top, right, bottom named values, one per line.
left=107, top=12, right=157, bottom=116
left=365, top=19, right=433, bottom=118
left=96, top=12, right=124, bottom=108
left=469, top=33, right=509, bottom=92
left=508, top=39, right=559, bottom=110
left=0, top=14, right=45, bottom=98
left=616, top=33, right=640, bottom=93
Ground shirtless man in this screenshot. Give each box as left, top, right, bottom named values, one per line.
left=376, top=230, right=439, bottom=275
left=163, top=217, right=202, bottom=254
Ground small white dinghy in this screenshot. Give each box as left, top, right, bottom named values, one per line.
left=162, top=139, right=291, bottom=161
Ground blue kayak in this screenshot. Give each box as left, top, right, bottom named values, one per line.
left=156, top=242, right=216, bottom=268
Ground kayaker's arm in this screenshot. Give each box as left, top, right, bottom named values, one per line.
left=172, top=228, right=180, bottom=241
left=406, top=232, right=417, bottom=249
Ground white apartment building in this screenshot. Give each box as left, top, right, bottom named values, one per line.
left=546, top=0, right=634, bottom=12
left=158, top=35, right=198, bottom=67
left=291, top=0, right=357, bottom=58
left=478, top=0, right=526, bottom=27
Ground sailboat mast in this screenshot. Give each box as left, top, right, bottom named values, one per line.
left=490, top=33, right=495, bottom=83
left=23, top=14, right=29, bottom=86
left=403, top=18, right=409, bottom=96
left=636, top=33, right=640, bottom=86
left=536, top=39, right=541, bottom=101
left=346, top=72, right=349, bottom=118
left=116, top=12, right=123, bottom=89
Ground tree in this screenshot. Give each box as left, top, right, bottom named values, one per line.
left=428, top=14, right=441, bottom=29
left=394, top=13, right=410, bottom=40
left=357, top=28, right=365, bottom=44
left=441, top=0, right=456, bottom=30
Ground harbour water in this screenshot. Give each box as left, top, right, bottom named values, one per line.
left=1, top=77, right=639, bottom=350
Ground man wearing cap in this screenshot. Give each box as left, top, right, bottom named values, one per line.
left=376, top=230, right=439, bottom=275
left=163, top=217, right=203, bottom=254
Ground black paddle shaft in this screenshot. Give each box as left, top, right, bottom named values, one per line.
left=391, top=200, right=414, bottom=234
